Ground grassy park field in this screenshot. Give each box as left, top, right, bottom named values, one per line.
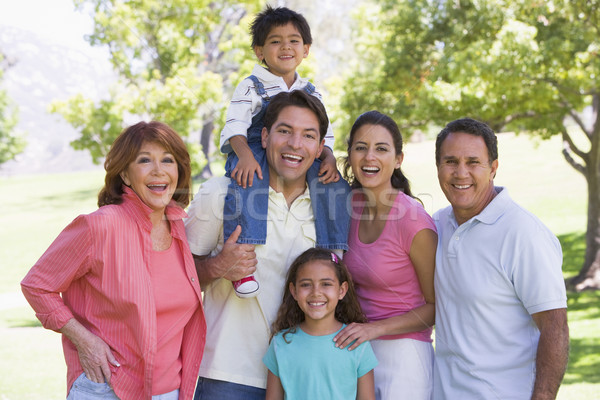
left=0, top=133, right=597, bottom=399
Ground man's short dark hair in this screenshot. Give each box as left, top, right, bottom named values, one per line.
left=250, top=6, right=312, bottom=48
left=435, top=118, right=498, bottom=165
left=263, top=90, right=328, bottom=141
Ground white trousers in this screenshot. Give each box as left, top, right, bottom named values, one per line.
left=370, top=338, right=434, bottom=400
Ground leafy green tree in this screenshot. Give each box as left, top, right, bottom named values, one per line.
left=0, top=52, right=26, bottom=165
left=341, top=0, right=599, bottom=289
left=52, top=0, right=262, bottom=175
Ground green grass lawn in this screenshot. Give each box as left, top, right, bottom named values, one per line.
left=0, top=133, right=595, bottom=399
left=0, top=170, right=105, bottom=399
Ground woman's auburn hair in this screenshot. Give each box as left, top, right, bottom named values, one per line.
left=97, top=121, right=192, bottom=208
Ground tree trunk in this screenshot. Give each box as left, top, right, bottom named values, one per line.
left=569, top=169, right=600, bottom=290
left=199, top=118, right=214, bottom=179
left=569, top=115, right=600, bottom=290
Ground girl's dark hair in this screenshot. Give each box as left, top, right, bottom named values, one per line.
left=98, top=121, right=192, bottom=208
left=343, top=110, right=414, bottom=198
left=270, top=247, right=366, bottom=342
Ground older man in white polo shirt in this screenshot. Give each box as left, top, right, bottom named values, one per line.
left=185, top=90, right=348, bottom=400
left=433, top=118, right=569, bottom=400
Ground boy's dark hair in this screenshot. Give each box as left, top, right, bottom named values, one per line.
left=263, top=90, right=328, bottom=141
left=250, top=5, right=313, bottom=48
left=270, top=247, right=367, bottom=343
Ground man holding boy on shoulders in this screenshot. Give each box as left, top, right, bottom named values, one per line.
left=185, top=90, right=348, bottom=400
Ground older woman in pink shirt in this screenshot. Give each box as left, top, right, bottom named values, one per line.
left=21, top=121, right=206, bottom=400
left=334, top=111, right=437, bottom=400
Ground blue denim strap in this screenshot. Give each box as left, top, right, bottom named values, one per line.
left=303, top=81, right=316, bottom=95
left=246, top=75, right=270, bottom=100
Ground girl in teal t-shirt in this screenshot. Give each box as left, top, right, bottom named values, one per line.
left=263, top=248, right=377, bottom=400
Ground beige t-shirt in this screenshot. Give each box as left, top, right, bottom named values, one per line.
left=185, top=176, right=319, bottom=389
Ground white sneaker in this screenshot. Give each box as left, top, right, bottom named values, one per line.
left=233, top=275, right=260, bottom=298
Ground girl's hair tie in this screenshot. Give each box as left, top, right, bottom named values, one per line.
left=331, top=252, right=339, bottom=265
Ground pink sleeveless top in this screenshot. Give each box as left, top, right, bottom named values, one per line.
left=344, top=192, right=436, bottom=342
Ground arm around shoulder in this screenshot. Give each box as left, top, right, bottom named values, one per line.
left=334, top=228, right=437, bottom=350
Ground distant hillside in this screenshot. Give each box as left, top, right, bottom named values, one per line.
left=0, top=25, right=114, bottom=176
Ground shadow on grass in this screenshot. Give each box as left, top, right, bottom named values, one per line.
left=564, top=336, right=600, bottom=385
left=1, top=307, right=43, bottom=328
left=8, top=318, right=42, bottom=328
left=8, top=187, right=101, bottom=214
left=39, top=188, right=100, bottom=207
left=557, top=231, right=600, bottom=385
left=567, top=290, right=600, bottom=321
left=559, top=231, right=600, bottom=318
left=558, top=231, right=586, bottom=282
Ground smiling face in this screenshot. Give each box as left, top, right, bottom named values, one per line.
left=254, top=22, right=310, bottom=86
left=120, top=141, right=178, bottom=217
left=349, top=124, right=403, bottom=197
left=437, top=131, right=498, bottom=225
left=290, top=260, right=348, bottom=332
left=262, top=105, right=324, bottom=198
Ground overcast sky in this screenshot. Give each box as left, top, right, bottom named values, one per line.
left=0, top=0, right=93, bottom=52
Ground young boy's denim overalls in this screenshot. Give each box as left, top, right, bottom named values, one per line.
left=223, top=75, right=350, bottom=250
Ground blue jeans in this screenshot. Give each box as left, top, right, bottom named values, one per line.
left=67, top=373, right=120, bottom=400
left=67, top=373, right=179, bottom=399
left=193, top=377, right=265, bottom=400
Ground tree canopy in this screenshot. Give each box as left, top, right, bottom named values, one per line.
left=52, top=0, right=262, bottom=174
left=340, top=0, right=598, bottom=289
left=340, top=0, right=593, bottom=137
left=51, top=0, right=598, bottom=287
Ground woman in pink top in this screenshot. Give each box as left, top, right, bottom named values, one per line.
left=21, top=121, right=206, bottom=400
left=334, top=111, right=437, bottom=400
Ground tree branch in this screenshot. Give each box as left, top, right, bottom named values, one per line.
left=560, top=126, right=588, bottom=175
left=205, top=8, right=246, bottom=68
left=501, top=111, right=539, bottom=127
left=567, top=108, right=593, bottom=140
left=539, top=77, right=588, bottom=97
left=562, top=147, right=586, bottom=175
left=560, top=124, right=587, bottom=158
left=539, top=78, right=595, bottom=142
